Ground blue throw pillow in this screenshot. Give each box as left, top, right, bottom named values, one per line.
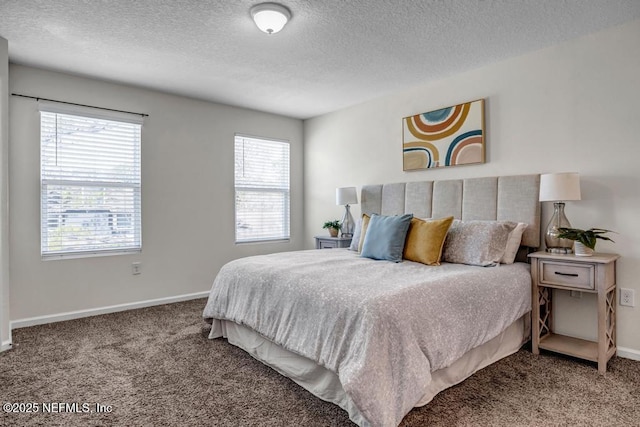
left=360, top=213, right=413, bottom=262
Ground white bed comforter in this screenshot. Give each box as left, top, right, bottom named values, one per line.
left=203, top=249, right=531, bottom=427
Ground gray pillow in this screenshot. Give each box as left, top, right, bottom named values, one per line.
left=442, top=220, right=517, bottom=266
left=360, top=214, right=413, bottom=262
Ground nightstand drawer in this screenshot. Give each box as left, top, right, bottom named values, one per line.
left=319, top=240, right=338, bottom=249
left=540, top=261, right=595, bottom=290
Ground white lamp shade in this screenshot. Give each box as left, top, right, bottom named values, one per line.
left=539, top=173, right=581, bottom=201
left=251, top=3, right=291, bottom=34
left=336, top=187, right=358, bottom=205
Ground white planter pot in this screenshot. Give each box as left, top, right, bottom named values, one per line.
left=574, top=241, right=594, bottom=257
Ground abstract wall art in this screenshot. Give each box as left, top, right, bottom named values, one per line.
left=402, top=99, right=485, bottom=171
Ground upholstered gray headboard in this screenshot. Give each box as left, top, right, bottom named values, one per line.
left=361, top=174, right=540, bottom=248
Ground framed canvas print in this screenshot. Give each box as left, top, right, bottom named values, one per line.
left=403, top=99, right=485, bottom=171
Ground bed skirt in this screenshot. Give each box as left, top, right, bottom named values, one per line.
left=209, top=313, right=530, bottom=426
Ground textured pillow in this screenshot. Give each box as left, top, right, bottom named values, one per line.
left=348, top=217, right=363, bottom=251
left=403, top=216, right=454, bottom=265
left=357, top=214, right=371, bottom=252
left=361, top=214, right=413, bottom=262
left=442, top=220, right=517, bottom=267
left=500, top=222, right=527, bottom=264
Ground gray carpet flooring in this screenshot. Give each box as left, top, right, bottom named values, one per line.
left=1, top=298, right=639, bottom=426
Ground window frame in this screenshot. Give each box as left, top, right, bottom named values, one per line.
left=39, top=101, right=143, bottom=260
left=234, top=133, right=290, bottom=244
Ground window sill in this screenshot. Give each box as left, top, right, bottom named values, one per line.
left=42, top=249, right=141, bottom=261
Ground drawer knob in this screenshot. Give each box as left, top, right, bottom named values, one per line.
left=555, top=271, right=579, bottom=277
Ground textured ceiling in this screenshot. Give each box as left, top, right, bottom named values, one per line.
left=1, top=1, right=639, bottom=119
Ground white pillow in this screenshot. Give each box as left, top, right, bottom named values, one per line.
left=348, top=217, right=363, bottom=251
left=500, top=222, right=527, bottom=264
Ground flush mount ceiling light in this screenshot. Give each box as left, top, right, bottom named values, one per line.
left=250, top=2, right=291, bottom=34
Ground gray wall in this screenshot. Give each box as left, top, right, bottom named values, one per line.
left=9, top=65, right=304, bottom=321
left=304, top=19, right=640, bottom=355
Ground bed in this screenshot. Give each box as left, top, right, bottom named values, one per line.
left=203, top=174, right=541, bottom=427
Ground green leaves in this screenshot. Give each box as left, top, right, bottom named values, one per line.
left=557, top=227, right=616, bottom=250
left=322, top=220, right=341, bottom=230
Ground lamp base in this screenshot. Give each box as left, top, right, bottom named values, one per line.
left=340, top=204, right=354, bottom=238
left=544, top=201, right=574, bottom=255
left=546, top=247, right=573, bottom=254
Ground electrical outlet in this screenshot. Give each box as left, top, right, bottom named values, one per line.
left=132, top=262, right=142, bottom=275
left=620, top=288, right=635, bottom=307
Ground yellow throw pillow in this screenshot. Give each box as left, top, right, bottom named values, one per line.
left=403, top=216, right=454, bottom=266
left=357, top=214, right=371, bottom=252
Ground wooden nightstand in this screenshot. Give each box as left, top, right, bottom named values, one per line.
left=528, top=251, right=620, bottom=374
left=314, top=235, right=352, bottom=249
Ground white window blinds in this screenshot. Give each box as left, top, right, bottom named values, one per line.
left=234, top=134, right=290, bottom=243
left=40, top=102, right=142, bottom=258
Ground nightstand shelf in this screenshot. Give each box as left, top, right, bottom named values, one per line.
left=529, top=251, right=619, bottom=374
left=538, top=333, right=599, bottom=362
left=314, top=235, right=352, bottom=249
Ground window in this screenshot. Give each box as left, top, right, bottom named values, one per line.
left=234, top=134, right=290, bottom=243
left=40, top=102, right=142, bottom=258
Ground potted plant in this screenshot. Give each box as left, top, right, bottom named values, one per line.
left=557, top=227, right=615, bottom=256
left=323, top=220, right=341, bottom=237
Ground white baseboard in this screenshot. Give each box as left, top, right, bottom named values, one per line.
left=11, top=291, right=209, bottom=330
left=1, top=340, right=12, bottom=352
left=617, top=346, right=640, bottom=361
